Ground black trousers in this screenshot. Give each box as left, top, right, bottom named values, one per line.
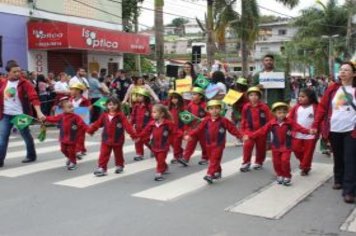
left=329, top=132, right=356, bottom=196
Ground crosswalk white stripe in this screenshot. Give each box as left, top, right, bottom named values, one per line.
left=132, top=157, right=242, bottom=201
left=0, top=145, right=136, bottom=177
left=225, top=162, right=333, bottom=220
left=8, top=138, right=57, bottom=148
left=54, top=151, right=201, bottom=189
left=340, top=208, right=356, bottom=233
left=5, top=141, right=100, bottom=159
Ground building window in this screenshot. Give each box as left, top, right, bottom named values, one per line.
left=278, top=29, right=287, bottom=35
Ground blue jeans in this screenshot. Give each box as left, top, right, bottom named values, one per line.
left=0, top=114, right=37, bottom=163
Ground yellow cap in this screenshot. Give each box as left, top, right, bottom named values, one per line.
left=134, top=87, right=150, bottom=97
left=168, top=89, right=183, bottom=97
left=70, top=83, right=86, bottom=91
left=191, top=87, right=205, bottom=96
left=247, top=86, right=262, bottom=96
left=236, top=77, right=248, bottom=86
left=271, top=102, right=289, bottom=112
left=207, top=99, right=224, bottom=108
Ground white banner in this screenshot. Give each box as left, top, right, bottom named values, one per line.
left=259, top=72, right=285, bottom=89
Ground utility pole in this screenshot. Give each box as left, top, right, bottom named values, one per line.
left=134, top=13, right=142, bottom=75
left=154, top=0, right=165, bottom=75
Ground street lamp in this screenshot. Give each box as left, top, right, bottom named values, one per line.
left=321, top=34, right=339, bottom=77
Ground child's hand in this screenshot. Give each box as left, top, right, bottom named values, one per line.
left=309, top=129, right=317, bottom=135
left=183, top=135, right=191, bottom=141
left=242, top=135, right=249, bottom=142
left=133, top=138, right=140, bottom=143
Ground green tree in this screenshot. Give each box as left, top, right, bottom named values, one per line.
left=289, top=0, right=348, bottom=75
left=122, top=0, right=144, bottom=32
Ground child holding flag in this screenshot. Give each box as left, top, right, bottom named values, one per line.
left=184, top=100, right=243, bottom=184
left=87, top=97, right=137, bottom=176
left=44, top=99, right=87, bottom=170
left=167, top=90, right=186, bottom=164
left=178, top=87, right=208, bottom=166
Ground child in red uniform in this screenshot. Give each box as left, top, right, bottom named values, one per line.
left=240, top=87, right=272, bottom=172
left=139, top=104, right=175, bottom=181
left=244, top=102, right=315, bottom=186
left=45, top=99, right=87, bottom=170
left=87, top=97, right=137, bottom=177
left=178, top=87, right=208, bottom=166
left=130, top=88, right=152, bottom=161
left=69, top=83, right=91, bottom=158
left=288, top=88, right=318, bottom=176
left=167, top=90, right=186, bottom=164
left=185, top=100, right=243, bottom=184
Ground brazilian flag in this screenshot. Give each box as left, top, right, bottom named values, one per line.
left=93, top=97, right=109, bottom=110
left=179, top=111, right=200, bottom=125
left=194, top=74, right=210, bottom=89
left=10, top=114, right=34, bottom=130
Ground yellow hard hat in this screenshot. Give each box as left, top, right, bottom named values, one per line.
left=207, top=99, right=224, bottom=109
left=191, top=87, right=205, bottom=96
left=134, top=87, right=150, bottom=97
left=70, top=83, right=86, bottom=91
left=168, top=89, right=183, bottom=97
left=236, top=77, right=248, bottom=86
left=271, top=102, right=289, bottom=112
left=247, top=86, right=262, bottom=96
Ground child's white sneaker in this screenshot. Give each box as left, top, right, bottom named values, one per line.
left=283, top=178, right=292, bottom=186
left=252, top=163, right=263, bottom=170
left=94, top=167, right=107, bottom=177
left=240, top=163, right=251, bottom=172
left=276, top=176, right=283, bottom=184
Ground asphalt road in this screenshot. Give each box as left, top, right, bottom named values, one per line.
left=0, top=127, right=355, bottom=236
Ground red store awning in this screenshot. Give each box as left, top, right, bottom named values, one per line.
left=27, top=21, right=150, bottom=55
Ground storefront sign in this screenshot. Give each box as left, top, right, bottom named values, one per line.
left=27, top=50, right=48, bottom=74
left=28, top=21, right=150, bottom=55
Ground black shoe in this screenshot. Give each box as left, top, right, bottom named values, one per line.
left=203, top=175, right=213, bottom=184
left=344, top=195, right=355, bottom=204
left=170, top=159, right=179, bottom=164
left=134, top=156, right=144, bottom=161
left=154, top=174, right=164, bottom=181
left=213, top=172, right=222, bottom=179
left=0, top=161, right=4, bottom=168
left=115, top=166, right=124, bottom=174
left=177, top=158, right=189, bottom=167
left=332, top=183, right=342, bottom=190
left=198, top=160, right=208, bottom=165
left=22, top=158, right=36, bottom=163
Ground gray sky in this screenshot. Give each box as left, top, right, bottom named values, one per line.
left=138, top=0, right=345, bottom=29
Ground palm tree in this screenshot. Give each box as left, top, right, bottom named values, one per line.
left=238, top=0, right=299, bottom=77
left=155, top=0, right=165, bottom=75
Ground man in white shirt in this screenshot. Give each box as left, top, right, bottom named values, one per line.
left=0, top=60, right=45, bottom=167
left=69, top=68, right=90, bottom=98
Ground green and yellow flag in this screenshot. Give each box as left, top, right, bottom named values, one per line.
left=179, top=111, right=201, bottom=125
left=10, top=114, right=34, bottom=130
left=93, top=97, right=109, bottom=110
left=122, top=103, right=130, bottom=116
left=194, top=74, right=210, bottom=89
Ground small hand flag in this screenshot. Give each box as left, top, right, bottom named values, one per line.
left=37, top=124, right=47, bottom=142
left=122, top=103, right=130, bottom=116
left=93, top=97, right=108, bottom=110
left=194, top=74, right=210, bottom=89
left=179, top=111, right=200, bottom=125
left=10, top=114, right=34, bottom=130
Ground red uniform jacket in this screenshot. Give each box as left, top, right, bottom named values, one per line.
left=186, top=100, right=207, bottom=130
left=0, top=77, right=40, bottom=120
left=139, top=119, right=175, bottom=152
left=169, top=104, right=186, bottom=136
left=130, top=102, right=152, bottom=130
left=87, top=112, right=136, bottom=146
left=69, top=96, right=91, bottom=107
left=241, top=101, right=272, bottom=134
left=46, top=113, right=87, bottom=145
left=288, top=103, right=318, bottom=138
left=312, top=82, right=345, bottom=139
left=189, top=116, right=242, bottom=148
left=251, top=118, right=310, bottom=151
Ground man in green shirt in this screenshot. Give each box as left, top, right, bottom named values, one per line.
left=252, top=54, right=291, bottom=107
